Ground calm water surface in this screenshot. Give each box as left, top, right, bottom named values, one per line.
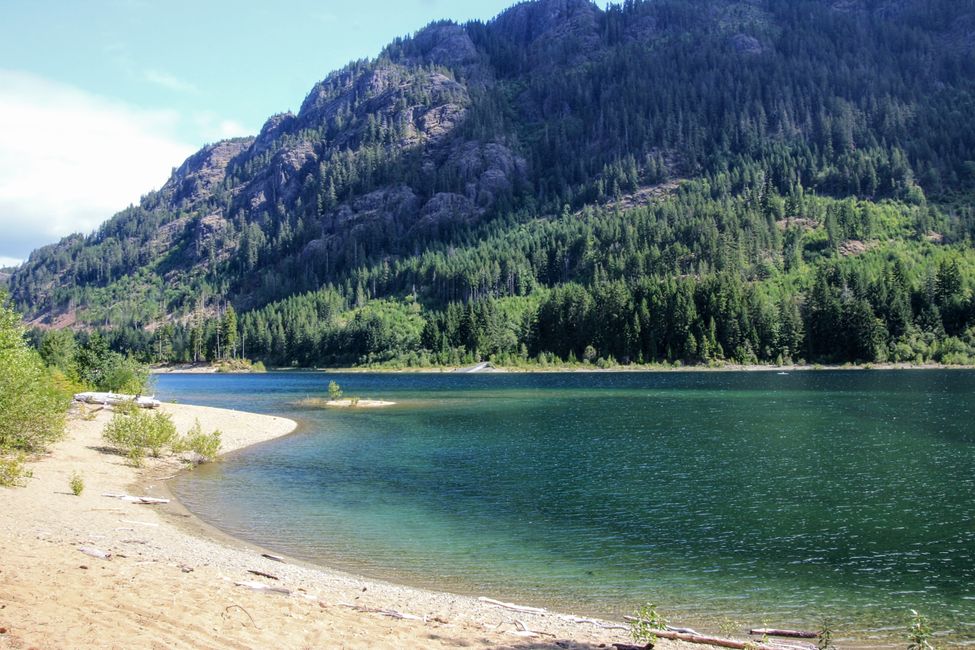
left=161, top=371, right=975, bottom=643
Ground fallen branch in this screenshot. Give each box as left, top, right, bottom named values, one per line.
left=247, top=569, right=279, bottom=581
left=340, top=604, right=425, bottom=621
left=750, top=629, right=818, bottom=639
left=261, top=553, right=285, bottom=563
left=102, top=493, right=170, bottom=505
left=560, top=614, right=630, bottom=631
left=78, top=546, right=111, bottom=560
left=514, top=619, right=556, bottom=638
left=235, top=580, right=291, bottom=595
left=225, top=603, right=260, bottom=629
left=615, top=623, right=783, bottom=650
left=477, top=596, right=546, bottom=614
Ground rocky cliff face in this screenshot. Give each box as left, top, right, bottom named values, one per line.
left=163, top=138, right=254, bottom=208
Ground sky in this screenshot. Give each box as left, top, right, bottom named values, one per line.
left=0, top=0, right=520, bottom=267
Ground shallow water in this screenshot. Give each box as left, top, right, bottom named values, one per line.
left=161, top=371, right=975, bottom=642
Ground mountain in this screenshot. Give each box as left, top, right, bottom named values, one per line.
left=10, top=0, right=975, bottom=367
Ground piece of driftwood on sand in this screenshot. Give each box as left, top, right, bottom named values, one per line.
left=560, top=614, right=630, bottom=631
left=235, top=580, right=291, bottom=595
left=102, top=493, right=170, bottom=505
left=77, top=546, right=112, bottom=560
left=477, top=597, right=547, bottom=614
left=74, top=392, right=162, bottom=409
left=513, top=620, right=556, bottom=638
left=247, top=569, right=279, bottom=581
left=340, top=604, right=425, bottom=621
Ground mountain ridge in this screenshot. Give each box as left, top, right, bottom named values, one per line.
left=10, top=0, right=975, bottom=367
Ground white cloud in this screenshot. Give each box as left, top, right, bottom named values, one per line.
left=0, top=256, right=22, bottom=268
left=192, top=111, right=251, bottom=141
left=144, top=68, right=199, bottom=94
left=0, top=69, right=197, bottom=258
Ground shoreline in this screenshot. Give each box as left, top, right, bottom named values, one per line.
left=151, top=361, right=975, bottom=374
left=0, top=401, right=642, bottom=649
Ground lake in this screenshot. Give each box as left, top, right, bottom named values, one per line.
left=160, top=370, right=975, bottom=643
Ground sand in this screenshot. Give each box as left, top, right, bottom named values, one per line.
left=0, top=402, right=659, bottom=650
left=322, top=399, right=396, bottom=408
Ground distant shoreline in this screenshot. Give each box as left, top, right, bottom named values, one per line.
left=151, top=360, right=975, bottom=374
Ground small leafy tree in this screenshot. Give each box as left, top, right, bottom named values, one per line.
left=328, top=380, right=343, bottom=401
left=630, top=602, right=667, bottom=645
left=817, top=618, right=836, bottom=650
left=908, top=610, right=934, bottom=650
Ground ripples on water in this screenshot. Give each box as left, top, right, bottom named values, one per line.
left=163, top=371, right=975, bottom=643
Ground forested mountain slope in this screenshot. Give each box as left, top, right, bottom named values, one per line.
left=10, top=0, right=975, bottom=367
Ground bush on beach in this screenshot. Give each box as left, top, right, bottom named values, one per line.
left=104, top=411, right=222, bottom=465
left=103, top=410, right=177, bottom=461
left=171, top=419, right=222, bottom=462
left=0, top=292, right=69, bottom=486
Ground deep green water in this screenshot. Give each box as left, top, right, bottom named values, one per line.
left=161, top=371, right=975, bottom=643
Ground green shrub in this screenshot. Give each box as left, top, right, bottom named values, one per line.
left=103, top=412, right=141, bottom=456
left=173, top=419, right=222, bottom=462
left=103, top=409, right=177, bottom=460
left=0, top=294, right=69, bottom=454
left=127, top=445, right=146, bottom=467
left=69, top=471, right=84, bottom=496
left=113, top=399, right=140, bottom=416
left=187, top=428, right=222, bottom=461
left=144, top=412, right=177, bottom=457
left=0, top=453, right=31, bottom=487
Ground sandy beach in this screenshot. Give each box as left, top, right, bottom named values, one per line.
left=0, top=402, right=652, bottom=649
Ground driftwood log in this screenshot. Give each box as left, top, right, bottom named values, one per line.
left=102, top=493, right=170, bottom=505
left=234, top=580, right=291, bottom=595
left=615, top=628, right=789, bottom=650
left=559, top=614, right=630, bottom=631
left=477, top=597, right=546, bottom=614
left=78, top=546, right=111, bottom=560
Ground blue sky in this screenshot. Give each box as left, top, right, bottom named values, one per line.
left=0, top=0, right=520, bottom=266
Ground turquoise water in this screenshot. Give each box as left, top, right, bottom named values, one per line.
left=161, top=371, right=975, bottom=643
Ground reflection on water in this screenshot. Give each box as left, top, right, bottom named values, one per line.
left=162, top=371, right=975, bottom=642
